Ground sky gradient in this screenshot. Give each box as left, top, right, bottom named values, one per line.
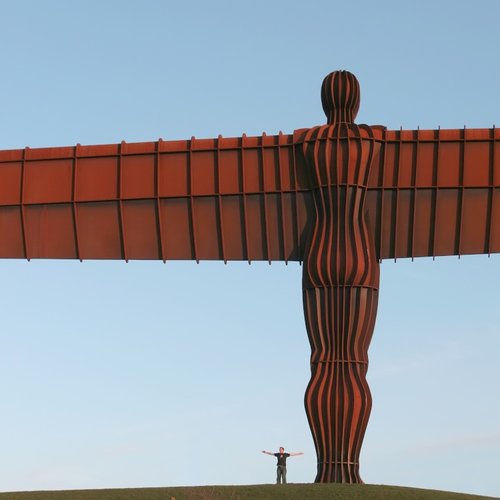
left=0, top=1, right=499, bottom=497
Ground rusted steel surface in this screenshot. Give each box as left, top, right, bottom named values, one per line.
left=369, top=126, right=500, bottom=259
left=0, top=136, right=310, bottom=261
left=0, top=129, right=498, bottom=262
left=0, top=70, right=498, bottom=484
left=298, top=71, right=381, bottom=482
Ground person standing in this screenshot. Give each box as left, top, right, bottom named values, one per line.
left=261, top=447, right=303, bottom=484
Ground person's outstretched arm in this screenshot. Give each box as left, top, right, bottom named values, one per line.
left=261, top=450, right=275, bottom=456
left=289, top=452, right=304, bottom=456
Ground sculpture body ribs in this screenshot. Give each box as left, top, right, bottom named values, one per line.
left=299, top=72, right=381, bottom=482
left=0, top=70, right=499, bottom=484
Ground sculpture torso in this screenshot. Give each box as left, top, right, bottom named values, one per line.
left=300, top=123, right=382, bottom=290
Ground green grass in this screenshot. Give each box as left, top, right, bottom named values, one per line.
left=0, top=484, right=496, bottom=500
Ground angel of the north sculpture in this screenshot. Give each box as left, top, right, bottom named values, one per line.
left=0, top=70, right=498, bottom=483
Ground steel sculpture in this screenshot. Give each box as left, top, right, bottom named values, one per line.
left=0, top=71, right=498, bottom=483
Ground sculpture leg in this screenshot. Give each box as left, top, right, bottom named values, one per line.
left=303, top=285, right=378, bottom=483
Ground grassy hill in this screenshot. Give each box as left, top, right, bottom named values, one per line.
left=0, top=484, right=496, bottom=500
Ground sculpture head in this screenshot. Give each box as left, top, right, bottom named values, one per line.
left=321, top=70, right=360, bottom=124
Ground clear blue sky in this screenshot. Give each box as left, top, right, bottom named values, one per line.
left=0, top=0, right=499, bottom=497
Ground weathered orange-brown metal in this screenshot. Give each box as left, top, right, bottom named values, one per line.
left=298, top=70, right=381, bottom=482
left=0, top=70, right=498, bottom=483
left=0, top=118, right=498, bottom=262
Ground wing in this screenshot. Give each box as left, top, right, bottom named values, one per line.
left=366, top=127, right=500, bottom=259
left=0, top=134, right=311, bottom=262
